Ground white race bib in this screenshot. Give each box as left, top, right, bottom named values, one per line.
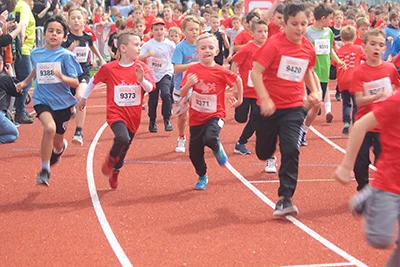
left=336, top=41, right=344, bottom=48
left=315, top=39, right=330, bottom=55
left=191, top=91, right=217, bottom=113
left=363, top=77, right=393, bottom=102
left=37, top=62, right=62, bottom=84
left=277, top=56, right=309, bottom=82
left=247, top=70, right=254, bottom=87
left=114, top=85, right=141, bottom=107
left=74, top=45, right=89, bottom=63
left=148, top=57, right=167, bottom=73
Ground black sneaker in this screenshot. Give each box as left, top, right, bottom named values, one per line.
left=149, top=121, right=158, bottom=133
left=50, top=139, right=68, bottom=166
left=36, top=169, right=50, bottom=186
left=164, top=120, right=173, bottom=131
left=273, top=198, right=299, bottom=217
left=335, top=91, right=341, bottom=101
left=15, top=113, right=34, bottom=124
left=301, top=132, right=307, bottom=146
left=349, top=185, right=373, bottom=216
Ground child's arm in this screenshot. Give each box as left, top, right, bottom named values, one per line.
left=221, top=31, right=230, bottom=49
left=180, top=73, right=198, bottom=97
left=54, top=68, right=79, bottom=88
left=262, top=0, right=284, bottom=22
left=354, top=91, right=385, bottom=107
left=232, top=44, right=245, bottom=52
left=334, top=112, right=380, bottom=184
left=90, top=45, right=106, bottom=66
left=231, top=61, right=239, bottom=74
left=139, top=50, right=155, bottom=61
left=229, top=76, right=243, bottom=108
left=304, top=69, right=322, bottom=107
left=16, top=69, right=36, bottom=90
left=78, top=77, right=98, bottom=110
left=330, top=48, right=346, bottom=69
left=174, top=62, right=197, bottom=73
left=251, top=62, right=275, bottom=116
left=108, top=45, right=115, bottom=59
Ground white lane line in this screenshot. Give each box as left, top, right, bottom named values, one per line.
left=281, top=262, right=354, bottom=267
left=225, top=162, right=367, bottom=267
left=309, top=126, right=377, bottom=171
left=29, top=110, right=36, bottom=116
left=87, top=122, right=133, bottom=267
left=250, top=178, right=357, bottom=184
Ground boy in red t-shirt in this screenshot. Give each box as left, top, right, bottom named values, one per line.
left=334, top=26, right=367, bottom=135
left=349, top=29, right=400, bottom=192
left=262, top=0, right=285, bottom=39
left=354, top=17, right=370, bottom=46
left=335, top=93, right=400, bottom=267
left=180, top=34, right=243, bottom=190
left=231, top=20, right=272, bottom=163
left=232, top=11, right=260, bottom=52
left=142, top=0, right=155, bottom=34
left=79, top=31, right=156, bottom=189
left=251, top=2, right=320, bottom=218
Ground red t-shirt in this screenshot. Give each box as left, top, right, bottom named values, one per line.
left=163, top=19, right=178, bottom=30
left=94, top=15, right=105, bottom=24
left=334, top=44, right=367, bottom=91
left=221, top=17, right=232, bottom=29
left=255, top=32, right=316, bottom=109
left=84, top=25, right=96, bottom=42
left=268, top=23, right=282, bottom=39
left=172, top=16, right=184, bottom=29
left=354, top=37, right=364, bottom=46
left=392, top=53, right=400, bottom=69
left=181, top=63, right=238, bottom=126
left=351, top=62, right=400, bottom=131
left=372, top=92, right=400, bottom=194
left=374, top=19, right=384, bottom=29
left=126, top=18, right=135, bottom=29
left=233, top=30, right=253, bottom=46
left=232, top=41, right=259, bottom=99
left=144, top=15, right=155, bottom=34
left=109, top=24, right=117, bottom=34
left=93, top=60, right=156, bottom=133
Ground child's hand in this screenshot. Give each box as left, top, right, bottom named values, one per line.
left=229, top=96, right=241, bottom=108
left=374, top=90, right=386, bottom=101
left=388, top=36, right=394, bottom=42
left=0, top=10, right=8, bottom=24
left=53, top=68, right=63, bottom=80
left=148, top=50, right=156, bottom=57
left=136, top=64, right=144, bottom=82
left=4, top=63, right=14, bottom=76
left=259, top=97, right=276, bottom=117
left=186, top=73, right=198, bottom=87
left=338, top=60, right=347, bottom=70
left=16, top=81, right=26, bottom=93
left=78, top=98, right=87, bottom=111
left=69, top=40, right=79, bottom=51
left=307, top=92, right=321, bottom=107
left=333, top=165, right=352, bottom=184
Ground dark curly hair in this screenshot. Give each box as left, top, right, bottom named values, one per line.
left=0, top=0, right=17, bottom=13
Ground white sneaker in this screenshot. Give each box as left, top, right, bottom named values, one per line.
left=175, top=137, right=186, bottom=153
left=265, top=157, right=277, bottom=173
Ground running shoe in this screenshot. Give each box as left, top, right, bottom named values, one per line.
left=213, top=143, right=228, bottom=166
left=50, top=139, right=68, bottom=166
left=265, top=157, right=277, bottom=173
left=72, top=132, right=83, bottom=145
left=36, top=169, right=50, bottom=186
left=195, top=174, right=208, bottom=190
left=349, top=185, right=373, bottom=216
left=109, top=169, right=120, bottom=190
left=175, top=137, right=186, bottom=153
left=342, top=123, right=350, bottom=135
left=234, top=142, right=251, bottom=155
left=273, top=198, right=299, bottom=217
left=326, top=112, right=334, bottom=123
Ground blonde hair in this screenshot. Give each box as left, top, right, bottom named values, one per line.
left=333, top=10, right=343, bottom=17
left=196, top=33, right=218, bottom=46
left=364, top=28, right=386, bottom=44
left=182, top=16, right=200, bottom=30
left=168, top=26, right=182, bottom=36
left=356, top=17, right=370, bottom=29
left=340, top=26, right=356, bottom=42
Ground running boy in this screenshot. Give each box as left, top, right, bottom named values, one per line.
left=63, top=7, right=106, bottom=145
left=172, top=16, right=200, bottom=153
left=349, top=29, right=400, bottom=192
left=251, top=2, right=320, bottom=217
left=79, top=30, right=156, bottom=189
left=180, top=33, right=243, bottom=190
left=139, top=18, right=175, bottom=133
left=17, top=16, right=83, bottom=185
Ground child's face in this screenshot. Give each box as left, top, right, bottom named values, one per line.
left=364, top=35, right=385, bottom=61
left=45, top=21, right=65, bottom=48
left=284, top=11, right=308, bottom=43
left=196, top=37, right=218, bottom=64
left=273, top=13, right=284, bottom=28
left=333, top=15, right=343, bottom=26
left=307, top=13, right=314, bottom=25
left=232, top=19, right=240, bottom=29
left=121, top=35, right=141, bottom=60
left=135, top=23, right=145, bottom=34
left=173, top=9, right=182, bottom=19
left=133, top=10, right=143, bottom=19
left=210, top=18, right=220, bottom=31
left=69, top=10, right=85, bottom=31
left=234, top=7, right=242, bottom=16
left=152, top=24, right=165, bottom=40
left=391, top=16, right=399, bottom=27
left=151, top=7, right=158, bottom=17
left=346, top=19, right=356, bottom=27
left=183, top=21, right=200, bottom=43
left=321, top=13, right=333, bottom=27
left=357, top=25, right=369, bottom=39
left=252, top=24, right=268, bottom=45
left=168, top=32, right=180, bottom=44
left=222, top=11, right=229, bottom=19
left=203, top=12, right=211, bottom=22
left=96, top=7, right=103, bottom=15
left=143, top=4, right=151, bottom=16
left=163, top=7, right=172, bottom=19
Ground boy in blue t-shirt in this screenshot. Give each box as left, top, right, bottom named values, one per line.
left=383, top=11, right=400, bottom=61
left=17, top=16, right=82, bottom=186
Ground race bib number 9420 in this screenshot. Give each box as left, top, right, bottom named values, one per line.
left=277, top=56, right=309, bottom=82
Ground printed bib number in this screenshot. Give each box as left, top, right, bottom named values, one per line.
left=363, top=77, right=393, bottom=102
left=315, top=39, right=330, bottom=55
left=74, top=45, right=89, bottom=63
left=114, top=85, right=141, bottom=106
left=247, top=71, right=254, bottom=87
left=277, top=56, right=309, bottom=82
left=37, top=62, right=62, bottom=84
left=148, top=57, right=167, bottom=72
left=191, top=91, right=217, bottom=113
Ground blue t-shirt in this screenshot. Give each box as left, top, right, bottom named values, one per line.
left=383, top=26, right=400, bottom=60
left=171, top=39, right=199, bottom=91
left=32, top=47, right=83, bottom=110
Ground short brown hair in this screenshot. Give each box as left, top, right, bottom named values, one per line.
left=196, top=33, right=218, bottom=46
left=117, top=30, right=141, bottom=48
left=250, top=19, right=267, bottom=32
left=389, top=11, right=399, bottom=22
left=364, top=28, right=386, bottom=44
left=340, top=26, right=356, bottom=42
left=182, top=16, right=200, bottom=30
left=356, top=17, right=369, bottom=28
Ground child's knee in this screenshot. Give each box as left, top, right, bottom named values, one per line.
left=114, top=134, right=130, bottom=147
left=366, top=233, right=393, bottom=249
left=43, top=123, right=56, bottom=136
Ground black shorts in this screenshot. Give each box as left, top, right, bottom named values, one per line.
left=329, top=65, right=337, bottom=80
left=234, top=98, right=259, bottom=123
left=71, top=72, right=90, bottom=95
left=34, top=104, right=73, bottom=134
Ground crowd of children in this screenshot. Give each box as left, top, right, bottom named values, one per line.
left=1, top=0, right=400, bottom=264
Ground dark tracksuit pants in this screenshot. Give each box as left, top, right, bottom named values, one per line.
left=109, top=121, right=135, bottom=170
left=148, top=74, right=172, bottom=122
left=189, top=118, right=222, bottom=177
left=255, top=106, right=307, bottom=199
left=341, top=90, right=357, bottom=124
left=354, top=132, right=381, bottom=191
left=235, top=98, right=259, bottom=145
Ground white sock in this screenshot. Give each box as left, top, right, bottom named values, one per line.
left=324, top=102, right=332, bottom=114
left=41, top=161, right=50, bottom=172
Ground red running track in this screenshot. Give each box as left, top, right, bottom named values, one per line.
left=0, top=86, right=392, bottom=267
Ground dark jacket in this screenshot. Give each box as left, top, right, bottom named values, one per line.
left=0, top=74, right=21, bottom=112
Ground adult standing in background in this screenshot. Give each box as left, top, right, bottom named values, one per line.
left=13, top=0, right=36, bottom=124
